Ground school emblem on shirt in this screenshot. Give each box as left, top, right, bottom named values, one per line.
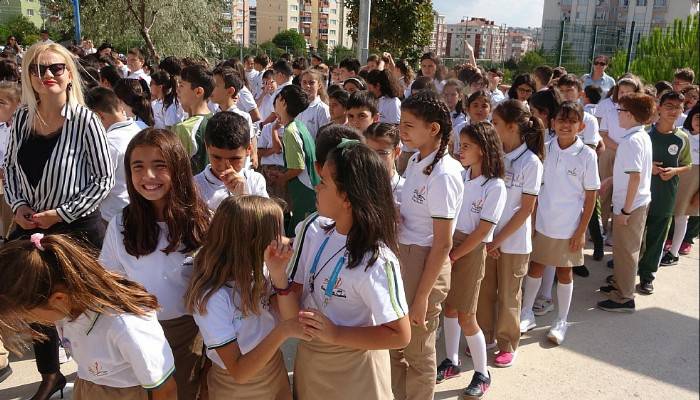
left=668, top=144, right=679, bottom=156
left=471, top=199, right=484, bottom=214
left=88, top=361, right=109, bottom=376
left=567, top=167, right=578, bottom=177
left=320, top=277, right=346, bottom=299
left=412, top=186, right=427, bottom=204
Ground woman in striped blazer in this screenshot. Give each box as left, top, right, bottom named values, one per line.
left=2, top=43, right=114, bottom=400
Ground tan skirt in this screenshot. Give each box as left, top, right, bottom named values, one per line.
left=207, top=351, right=291, bottom=400
left=293, top=339, right=392, bottom=400
left=73, top=378, right=146, bottom=400
left=445, top=233, right=485, bottom=314
left=673, top=164, right=700, bottom=216
left=160, top=315, right=205, bottom=400
left=531, top=232, right=584, bottom=267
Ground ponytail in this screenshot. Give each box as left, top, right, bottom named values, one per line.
left=494, top=99, right=545, bottom=160
left=524, top=116, right=546, bottom=160
left=114, top=78, right=155, bottom=126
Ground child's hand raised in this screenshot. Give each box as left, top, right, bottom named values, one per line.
left=299, top=309, right=339, bottom=344
left=221, top=168, right=246, bottom=195
left=265, top=240, right=293, bottom=282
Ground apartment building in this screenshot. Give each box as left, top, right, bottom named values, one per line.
left=444, top=18, right=507, bottom=61
left=222, top=0, right=250, bottom=46
left=0, top=0, right=43, bottom=28
left=425, top=11, right=448, bottom=57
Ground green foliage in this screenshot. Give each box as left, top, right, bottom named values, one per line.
left=516, top=49, right=546, bottom=75
left=607, top=49, right=628, bottom=80
left=5, top=15, right=38, bottom=45
left=343, top=0, right=433, bottom=58
left=272, top=30, right=307, bottom=52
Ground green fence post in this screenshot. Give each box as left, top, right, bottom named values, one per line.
left=558, top=19, right=566, bottom=67
left=625, top=21, right=636, bottom=73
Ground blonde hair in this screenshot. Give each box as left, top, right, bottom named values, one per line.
left=185, top=196, right=283, bottom=317
left=20, top=43, right=85, bottom=128
left=301, top=68, right=329, bottom=105
left=0, top=80, right=21, bottom=103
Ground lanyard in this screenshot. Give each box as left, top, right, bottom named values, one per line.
left=308, top=235, right=346, bottom=307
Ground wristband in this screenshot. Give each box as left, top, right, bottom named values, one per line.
left=272, top=280, right=293, bottom=296
left=621, top=208, right=631, bottom=216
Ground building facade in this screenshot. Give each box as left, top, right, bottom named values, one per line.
left=425, top=11, right=448, bottom=57
left=505, top=30, right=537, bottom=61
left=222, top=0, right=250, bottom=46
left=249, top=6, right=257, bottom=45
left=444, top=18, right=507, bottom=61
left=0, top=0, right=43, bottom=28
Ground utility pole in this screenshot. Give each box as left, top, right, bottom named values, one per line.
left=357, top=0, right=370, bottom=62
left=72, top=0, right=81, bottom=45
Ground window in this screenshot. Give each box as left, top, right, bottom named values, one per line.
left=329, top=29, right=336, bottom=35
left=330, top=40, right=337, bottom=46
left=222, top=26, right=233, bottom=33
left=330, top=19, right=337, bottom=25
left=653, top=0, right=666, bottom=5
left=236, top=22, right=243, bottom=28
left=278, top=16, right=283, bottom=22
left=26, top=9, right=34, bottom=15
left=291, top=16, right=298, bottom=22
left=331, top=8, right=337, bottom=14
left=291, top=4, right=298, bottom=10
left=620, top=0, right=629, bottom=6
left=636, top=0, right=647, bottom=5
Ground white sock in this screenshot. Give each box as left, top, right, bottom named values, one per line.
left=538, top=266, right=556, bottom=300
left=522, top=276, right=542, bottom=312
left=443, top=316, right=461, bottom=365
left=670, top=215, right=689, bottom=257
left=465, top=330, right=488, bottom=375
left=557, top=282, right=574, bottom=322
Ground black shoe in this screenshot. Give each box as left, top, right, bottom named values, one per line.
left=0, top=364, right=12, bottom=384
left=30, top=372, right=66, bottom=400
left=597, top=299, right=635, bottom=313
left=593, top=242, right=605, bottom=261
left=636, top=280, right=654, bottom=295
left=660, top=252, right=679, bottom=267
left=463, top=371, right=491, bottom=398
left=606, top=274, right=615, bottom=284
left=436, top=358, right=461, bottom=383
left=599, top=285, right=616, bottom=293
left=573, top=265, right=590, bottom=277
left=607, top=259, right=614, bottom=269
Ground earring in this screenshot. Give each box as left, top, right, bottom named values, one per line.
left=67, top=82, right=73, bottom=91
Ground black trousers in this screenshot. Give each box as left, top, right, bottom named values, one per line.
left=8, top=211, right=105, bottom=375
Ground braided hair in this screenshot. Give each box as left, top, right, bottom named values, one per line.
left=401, top=90, right=452, bottom=175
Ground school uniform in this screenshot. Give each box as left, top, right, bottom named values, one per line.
left=637, top=125, right=691, bottom=283
left=259, top=93, right=275, bottom=121
left=58, top=310, right=175, bottom=400
left=532, top=138, right=600, bottom=267
left=673, top=132, right=700, bottom=216
left=194, top=165, right=268, bottom=210
left=258, top=123, right=287, bottom=201
left=101, top=119, right=142, bottom=223
left=292, top=227, right=408, bottom=400
left=286, top=211, right=334, bottom=282
left=490, top=88, right=506, bottom=108
left=173, top=113, right=214, bottom=174
left=391, top=171, right=405, bottom=207
left=451, top=111, right=466, bottom=135
left=451, top=117, right=470, bottom=156
left=577, top=111, right=606, bottom=250
left=126, top=69, right=151, bottom=85
left=378, top=96, right=401, bottom=124
left=595, top=98, right=626, bottom=226
left=476, top=143, right=542, bottom=354
left=193, top=282, right=290, bottom=399
left=609, top=126, right=653, bottom=304
left=152, top=100, right=186, bottom=129
left=282, top=120, right=320, bottom=236
left=391, top=149, right=464, bottom=400
left=100, top=215, right=203, bottom=400
left=236, top=86, right=259, bottom=116
left=297, top=96, right=330, bottom=139
left=580, top=111, right=602, bottom=147
left=446, top=169, right=506, bottom=314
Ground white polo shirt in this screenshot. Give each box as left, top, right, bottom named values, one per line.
left=259, top=93, right=275, bottom=121
left=688, top=131, right=699, bottom=165
left=595, top=98, right=626, bottom=143
left=612, top=126, right=653, bottom=214
left=194, top=165, right=268, bottom=211
left=297, top=96, right=330, bottom=139
left=287, top=212, right=334, bottom=281
left=451, top=112, right=466, bottom=135
left=236, top=86, right=258, bottom=114
left=456, top=169, right=507, bottom=242
left=451, top=117, right=471, bottom=155
left=536, top=137, right=600, bottom=239
left=100, top=215, right=192, bottom=321
left=378, top=96, right=401, bottom=124
left=193, top=281, right=277, bottom=369
left=258, top=123, right=285, bottom=166
left=126, top=69, right=151, bottom=85
left=57, top=310, right=174, bottom=389
left=580, top=111, right=602, bottom=146
left=391, top=171, right=405, bottom=207
left=399, top=149, right=464, bottom=247
left=100, top=119, right=142, bottom=223
left=494, top=143, right=543, bottom=254
left=292, top=228, right=409, bottom=327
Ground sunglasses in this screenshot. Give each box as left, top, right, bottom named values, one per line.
left=594, top=62, right=607, bottom=66
left=28, top=63, right=67, bottom=77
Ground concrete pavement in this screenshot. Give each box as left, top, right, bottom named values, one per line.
left=1, top=244, right=697, bottom=399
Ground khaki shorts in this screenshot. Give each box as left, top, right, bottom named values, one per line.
left=208, top=352, right=290, bottom=400
left=531, top=231, right=584, bottom=267
left=445, top=233, right=485, bottom=314
left=73, top=378, right=146, bottom=400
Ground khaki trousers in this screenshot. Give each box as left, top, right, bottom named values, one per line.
left=73, top=378, right=146, bottom=400
left=598, top=147, right=616, bottom=231
left=390, top=244, right=450, bottom=400
left=610, top=205, right=649, bottom=303
left=476, top=253, right=530, bottom=353
left=160, top=315, right=204, bottom=400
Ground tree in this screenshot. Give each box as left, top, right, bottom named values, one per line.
left=5, top=15, right=38, bottom=45
left=517, top=49, right=546, bottom=75
left=343, top=0, right=433, bottom=58
left=272, top=29, right=307, bottom=53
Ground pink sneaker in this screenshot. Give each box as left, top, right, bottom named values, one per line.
left=494, top=351, right=517, bottom=368
left=679, top=242, right=692, bottom=256
left=663, top=240, right=672, bottom=252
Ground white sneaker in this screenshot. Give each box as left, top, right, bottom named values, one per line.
left=547, top=319, right=568, bottom=345
left=533, top=297, right=554, bottom=316
left=519, top=310, right=536, bottom=333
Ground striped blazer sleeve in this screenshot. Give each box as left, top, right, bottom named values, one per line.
left=2, top=108, right=30, bottom=213
left=55, top=109, right=115, bottom=223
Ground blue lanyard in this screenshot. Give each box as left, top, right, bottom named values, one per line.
left=308, top=235, right=346, bottom=306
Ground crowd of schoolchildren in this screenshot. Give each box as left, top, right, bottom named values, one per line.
left=0, top=40, right=697, bottom=400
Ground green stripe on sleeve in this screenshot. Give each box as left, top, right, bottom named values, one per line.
left=143, top=365, right=176, bottom=390
left=383, top=261, right=405, bottom=318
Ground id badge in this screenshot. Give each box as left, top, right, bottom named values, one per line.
left=504, top=171, right=514, bottom=188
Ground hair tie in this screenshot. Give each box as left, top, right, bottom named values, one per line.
left=528, top=120, right=533, bottom=128
left=30, top=233, right=45, bottom=251
left=336, top=138, right=360, bottom=150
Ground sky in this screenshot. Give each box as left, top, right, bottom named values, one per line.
left=432, top=0, right=545, bottom=28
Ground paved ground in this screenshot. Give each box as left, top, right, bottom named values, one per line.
left=1, top=244, right=698, bottom=399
